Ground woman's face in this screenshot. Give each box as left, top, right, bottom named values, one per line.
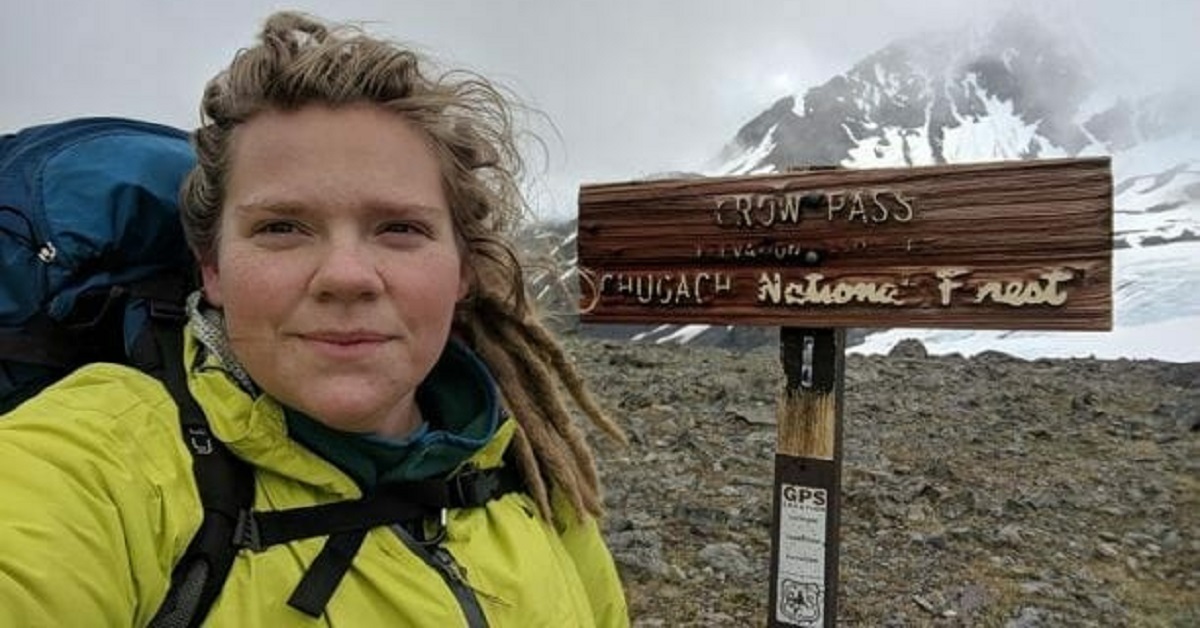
left=201, top=104, right=467, bottom=436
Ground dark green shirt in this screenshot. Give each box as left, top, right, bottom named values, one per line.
left=285, top=339, right=499, bottom=490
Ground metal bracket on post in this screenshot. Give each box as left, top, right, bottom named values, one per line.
left=769, top=327, right=845, bottom=627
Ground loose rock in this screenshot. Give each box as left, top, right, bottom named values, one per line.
left=564, top=336, right=1198, bottom=624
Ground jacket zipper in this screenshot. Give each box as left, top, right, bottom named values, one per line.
left=389, top=524, right=489, bottom=628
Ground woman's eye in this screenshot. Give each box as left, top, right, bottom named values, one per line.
left=381, top=222, right=425, bottom=236
left=256, top=221, right=301, bottom=235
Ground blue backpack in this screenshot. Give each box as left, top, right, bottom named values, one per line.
left=0, top=117, right=196, bottom=410
left=0, top=117, right=253, bottom=627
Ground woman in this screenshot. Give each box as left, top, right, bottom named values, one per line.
left=0, top=11, right=627, bottom=627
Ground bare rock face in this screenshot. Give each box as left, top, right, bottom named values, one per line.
left=888, top=338, right=928, bottom=359
left=567, top=336, right=1200, bottom=625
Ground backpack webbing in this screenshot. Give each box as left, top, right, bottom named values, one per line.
left=146, top=319, right=254, bottom=628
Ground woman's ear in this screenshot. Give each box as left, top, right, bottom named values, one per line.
left=199, top=256, right=224, bottom=307
left=458, top=275, right=470, bottom=301
left=458, top=258, right=472, bottom=301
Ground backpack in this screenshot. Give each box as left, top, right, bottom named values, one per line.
left=0, top=118, right=525, bottom=626
left=0, top=117, right=255, bottom=627
left=0, top=117, right=196, bottom=410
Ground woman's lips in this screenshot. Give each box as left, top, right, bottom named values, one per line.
left=297, top=331, right=394, bottom=357
left=301, top=331, right=392, bottom=344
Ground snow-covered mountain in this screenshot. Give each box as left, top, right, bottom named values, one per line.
left=594, top=12, right=1200, bottom=361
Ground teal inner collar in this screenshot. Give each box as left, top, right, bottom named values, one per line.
left=284, top=338, right=500, bottom=489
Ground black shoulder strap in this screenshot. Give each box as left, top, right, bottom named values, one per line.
left=233, top=464, right=526, bottom=552
left=0, top=318, right=92, bottom=368
left=237, top=462, right=525, bottom=619
left=146, top=318, right=255, bottom=628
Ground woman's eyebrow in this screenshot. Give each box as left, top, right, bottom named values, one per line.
left=229, top=199, right=308, bottom=216
left=363, top=201, right=446, bottom=219
left=230, top=198, right=447, bottom=220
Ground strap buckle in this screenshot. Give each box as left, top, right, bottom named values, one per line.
left=449, top=466, right=501, bottom=507
left=414, top=508, right=448, bottom=547
left=148, top=298, right=187, bottom=322
left=233, top=510, right=263, bottom=552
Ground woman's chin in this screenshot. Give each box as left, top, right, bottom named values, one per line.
left=290, top=391, right=417, bottom=436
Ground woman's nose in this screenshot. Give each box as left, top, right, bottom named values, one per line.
left=309, top=239, right=385, bottom=302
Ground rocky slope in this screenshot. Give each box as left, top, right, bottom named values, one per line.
left=565, top=335, right=1199, bottom=625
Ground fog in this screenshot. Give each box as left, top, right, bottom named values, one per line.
left=3, top=0, right=1195, bottom=219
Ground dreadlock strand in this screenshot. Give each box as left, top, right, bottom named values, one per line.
left=478, top=345, right=556, bottom=516
left=471, top=293, right=604, bottom=485
left=516, top=316, right=627, bottom=443
left=490, top=319, right=602, bottom=516
left=488, top=315, right=602, bottom=493
left=469, top=319, right=595, bottom=517
left=507, top=421, right=551, bottom=519
left=484, top=291, right=621, bottom=441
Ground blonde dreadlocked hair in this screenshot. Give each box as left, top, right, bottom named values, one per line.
left=180, top=11, right=624, bottom=520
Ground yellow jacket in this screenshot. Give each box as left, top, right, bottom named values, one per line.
left=0, top=331, right=628, bottom=627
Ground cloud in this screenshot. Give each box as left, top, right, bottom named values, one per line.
left=3, top=0, right=1194, bottom=220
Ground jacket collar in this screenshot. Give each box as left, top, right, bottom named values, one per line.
left=183, top=326, right=515, bottom=501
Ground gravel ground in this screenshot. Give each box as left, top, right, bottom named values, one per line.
left=564, top=335, right=1199, bottom=626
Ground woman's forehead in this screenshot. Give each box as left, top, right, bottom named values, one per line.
left=223, top=105, right=449, bottom=210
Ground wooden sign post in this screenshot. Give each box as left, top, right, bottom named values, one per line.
left=576, top=158, right=1112, bottom=626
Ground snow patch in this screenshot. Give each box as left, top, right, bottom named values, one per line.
left=941, top=74, right=1069, bottom=161
left=720, top=123, right=779, bottom=175
left=631, top=324, right=672, bottom=343
left=654, top=324, right=713, bottom=345
left=852, top=314, right=1200, bottom=363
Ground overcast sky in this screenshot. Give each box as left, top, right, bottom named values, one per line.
left=3, top=0, right=1196, bottom=220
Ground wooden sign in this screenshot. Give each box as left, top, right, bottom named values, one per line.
left=578, top=158, right=1112, bottom=330
left=576, top=158, right=1114, bottom=627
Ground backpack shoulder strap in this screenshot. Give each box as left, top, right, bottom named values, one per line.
left=146, top=317, right=254, bottom=628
